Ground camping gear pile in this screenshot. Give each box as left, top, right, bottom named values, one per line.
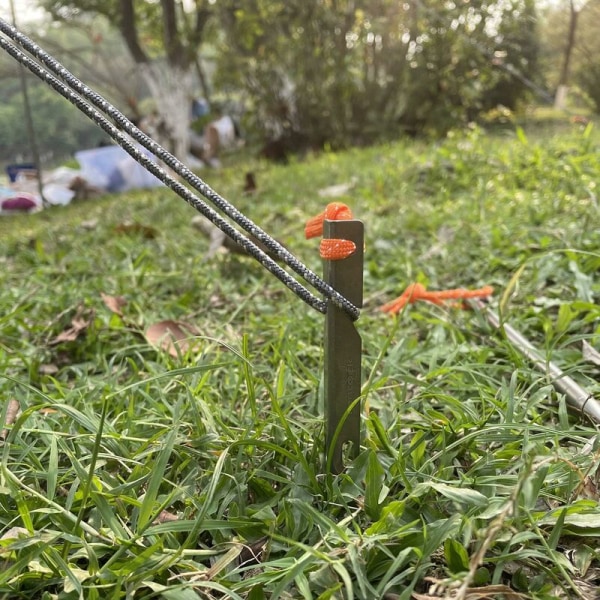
left=1, top=144, right=163, bottom=214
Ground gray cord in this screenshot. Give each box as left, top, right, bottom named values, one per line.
left=0, top=19, right=360, bottom=321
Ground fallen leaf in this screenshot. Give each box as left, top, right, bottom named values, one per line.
left=192, top=216, right=281, bottom=260
left=145, top=320, right=200, bottom=357
left=80, top=219, right=99, bottom=230
left=318, top=178, right=357, bottom=198
left=413, top=584, right=524, bottom=600
left=238, top=536, right=269, bottom=568
left=1, top=399, right=20, bottom=440
left=49, top=305, right=95, bottom=345
left=38, top=408, right=59, bottom=415
left=209, top=293, right=226, bottom=308
left=575, top=476, right=600, bottom=501
left=101, top=293, right=127, bottom=316
left=39, top=364, right=59, bottom=376
left=582, top=341, right=600, bottom=366
left=243, top=172, right=257, bottom=194
left=192, top=216, right=228, bottom=257
left=115, top=221, right=158, bottom=239
left=153, top=510, right=179, bottom=524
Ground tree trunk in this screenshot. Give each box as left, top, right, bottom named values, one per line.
left=139, top=62, right=194, bottom=161
left=118, top=0, right=213, bottom=160
left=554, top=0, right=579, bottom=109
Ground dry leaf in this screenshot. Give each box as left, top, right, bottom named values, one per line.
left=101, top=293, right=127, bottom=316
left=115, top=221, right=158, bottom=239
left=192, top=216, right=282, bottom=261
left=39, top=364, right=59, bottom=376
left=575, top=475, right=600, bottom=501
left=145, top=320, right=200, bottom=357
left=318, top=178, right=357, bottom=198
left=582, top=341, right=600, bottom=366
left=192, top=216, right=228, bottom=257
left=80, top=219, right=99, bottom=230
left=413, top=584, right=524, bottom=600
left=238, top=536, right=269, bottom=568
left=1, top=399, right=20, bottom=440
left=153, top=510, right=179, bottom=524
left=243, top=172, right=257, bottom=194
left=49, top=305, right=95, bottom=345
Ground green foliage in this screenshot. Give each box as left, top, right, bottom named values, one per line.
left=0, top=17, right=140, bottom=168
left=215, top=0, right=540, bottom=148
left=0, top=118, right=599, bottom=598
left=578, top=62, right=600, bottom=114
left=539, top=0, right=600, bottom=111
left=39, top=0, right=217, bottom=67
left=482, top=0, right=540, bottom=111
left=0, top=81, right=107, bottom=168
left=574, top=1, right=600, bottom=113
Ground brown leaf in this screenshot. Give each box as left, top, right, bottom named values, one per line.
left=114, top=221, right=158, bottom=239
left=49, top=305, right=95, bottom=345
left=238, top=536, right=269, bottom=568
left=243, top=172, right=257, bottom=195
left=1, top=399, right=20, bottom=440
left=153, top=510, right=179, bottom=524
left=575, top=475, right=600, bottom=501
left=39, top=364, right=59, bottom=376
left=80, top=219, right=99, bottom=230
left=317, top=178, right=357, bottom=198
left=582, top=341, right=600, bottom=366
left=101, top=293, right=127, bottom=316
left=413, top=585, right=524, bottom=600
left=191, top=216, right=282, bottom=261
left=145, top=320, right=200, bottom=357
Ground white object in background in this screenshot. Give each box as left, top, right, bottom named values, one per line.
left=75, top=145, right=163, bottom=193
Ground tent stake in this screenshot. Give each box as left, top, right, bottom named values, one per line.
left=323, top=219, right=364, bottom=472
left=476, top=301, right=600, bottom=424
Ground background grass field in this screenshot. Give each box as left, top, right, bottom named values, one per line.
left=1, top=116, right=599, bottom=599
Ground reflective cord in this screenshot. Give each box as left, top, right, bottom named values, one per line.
left=0, top=19, right=360, bottom=321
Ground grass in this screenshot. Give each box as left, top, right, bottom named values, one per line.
left=1, top=114, right=600, bottom=599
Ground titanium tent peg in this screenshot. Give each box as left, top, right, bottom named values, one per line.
left=322, top=219, right=364, bottom=473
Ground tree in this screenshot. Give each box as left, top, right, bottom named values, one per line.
left=0, top=78, right=108, bottom=168
left=573, top=0, right=600, bottom=112
left=1, top=12, right=152, bottom=169
left=39, top=0, right=215, bottom=159
left=38, top=17, right=145, bottom=118
left=553, top=0, right=588, bottom=109
left=482, top=0, right=541, bottom=111
left=214, top=0, right=539, bottom=153
left=539, top=0, right=600, bottom=112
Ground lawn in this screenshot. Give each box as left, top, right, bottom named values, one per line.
left=1, top=116, right=599, bottom=599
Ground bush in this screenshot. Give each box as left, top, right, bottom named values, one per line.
left=215, top=0, right=539, bottom=153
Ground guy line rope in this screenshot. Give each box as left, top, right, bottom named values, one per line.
left=0, top=18, right=360, bottom=322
